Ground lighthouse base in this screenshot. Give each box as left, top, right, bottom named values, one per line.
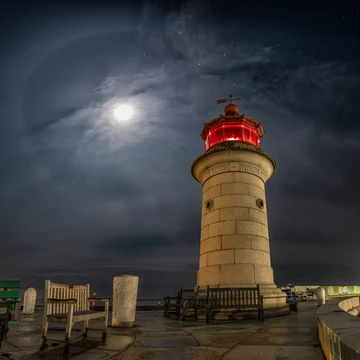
left=260, top=284, right=288, bottom=310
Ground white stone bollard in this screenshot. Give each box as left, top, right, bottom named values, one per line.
left=316, top=287, right=325, bottom=306
left=23, top=287, right=37, bottom=315
left=112, top=275, right=139, bottom=328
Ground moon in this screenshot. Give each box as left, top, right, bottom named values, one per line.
left=114, top=104, right=133, bottom=121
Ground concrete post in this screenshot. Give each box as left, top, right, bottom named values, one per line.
left=316, top=287, right=325, bottom=306
left=112, top=275, right=139, bottom=328
left=23, top=287, right=37, bottom=315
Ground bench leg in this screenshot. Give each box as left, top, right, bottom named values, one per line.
left=64, top=304, right=74, bottom=355
left=64, top=339, right=70, bottom=355
left=83, top=320, right=89, bottom=337
left=13, top=302, right=19, bottom=321
left=39, top=319, right=48, bottom=350
left=103, top=302, right=109, bottom=339
left=64, top=320, right=73, bottom=355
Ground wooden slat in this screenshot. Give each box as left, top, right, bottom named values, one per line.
left=0, top=280, right=21, bottom=288
left=0, top=291, right=20, bottom=298
left=78, top=289, right=81, bottom=311
left=56, top=288, right=60, bottom=314
left=48, top=282, right=88, bottom=290
left=82, top=288, right=86, bottom=311
left=65, top=287, right=68, bottom=312
left=80, top=289, right=83, bottom=311
left=49, top=288, right=53, bottom=315
left=60, top=288, right=64, bottom=313
left=48, top=310, right=107, bottom=324
left=79, top=289, right=82, bottom=311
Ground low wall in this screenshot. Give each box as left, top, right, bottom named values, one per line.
left=280, top=285, right=360, bottom=299
left=317, top=297, right=360, bottom=360
left=338, top=297, right=360, bottom=316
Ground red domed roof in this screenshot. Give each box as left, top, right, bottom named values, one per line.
left=224, top=103, right=239, bottom=115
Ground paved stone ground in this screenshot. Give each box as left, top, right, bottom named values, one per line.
left=0, top=301, right=325, bottom=360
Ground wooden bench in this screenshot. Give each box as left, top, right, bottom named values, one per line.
left=163, top=288, right=181, bottom=318
left=163, top=287, right=197, bottom=318
left=39, top=280, right=110, bottom=354
left=0, top=280, right=21, bottom=324
left=201, top=285, right=264, bottom=323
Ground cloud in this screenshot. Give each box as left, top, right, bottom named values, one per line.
left=1, top=1, right=360, bottom=295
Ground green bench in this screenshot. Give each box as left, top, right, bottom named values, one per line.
left=0, top=280, right=21, bottom=324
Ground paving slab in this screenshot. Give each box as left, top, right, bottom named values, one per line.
left=114, top=346, right=228, bottom=360
left=241, top=332, right=318, bottom=346
left=188, top=330, right=254, bottom=348
left=136, top=334, right=198, bottom=347
left=222, top=345, right=324, bottom=360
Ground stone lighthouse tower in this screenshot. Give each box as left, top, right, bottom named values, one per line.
left=191, top=97, right=286, bottom=309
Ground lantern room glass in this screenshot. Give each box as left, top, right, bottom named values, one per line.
left=205, top=122, right=260, bottom=150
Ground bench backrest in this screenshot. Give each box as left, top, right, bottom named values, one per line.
left=0, top=280, right=21, bottom=300
left=180, top=288, right=198, bottom=299
left=45, top=280, right=89, bottom=315
left=207, top=285, right=262, bottom=307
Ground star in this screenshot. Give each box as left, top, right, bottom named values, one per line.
left=343, top=16, right=345, bottom=19
left=271, top=35, right=274, bottom=38
left=233, top=83, right=236, bottom=86
left=178, top=31, right=181, bottom=34
left=198, top=63, right=201, bottom=66
left=277, top=44, right=280, bottom=47
left=223, top=53, right=226, bottom=56
left=143, top=53, right=146, bottom=56
left=231, top=41, right=234, bottom=44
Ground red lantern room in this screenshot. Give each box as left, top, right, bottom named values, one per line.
left=200, top=97, right=264, bottom=150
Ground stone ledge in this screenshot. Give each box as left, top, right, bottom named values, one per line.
left=317, top=297, right=360, bottom=360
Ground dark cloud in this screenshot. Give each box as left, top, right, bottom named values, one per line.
left=1, top=0, right=360, bottom=297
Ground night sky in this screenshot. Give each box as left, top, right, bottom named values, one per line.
left=1, top=0, right=360, bottom=299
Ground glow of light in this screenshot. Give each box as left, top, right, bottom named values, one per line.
left=227, top=136, right=239, bottom=140
left=114, top=104, right=133, bottom=121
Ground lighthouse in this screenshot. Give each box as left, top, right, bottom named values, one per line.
left=191, top=97, right=286, bottom=310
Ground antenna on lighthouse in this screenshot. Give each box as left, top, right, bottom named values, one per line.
left=216, top=95, right=241, bottom=105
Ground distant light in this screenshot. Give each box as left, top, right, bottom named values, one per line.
left=114, top=104, right=133, bottom=121
left=143, top=53, right=146, bottom=56
left=233, top=83, right=236, bottom=86
left=198, top=63, right=201, bottom=65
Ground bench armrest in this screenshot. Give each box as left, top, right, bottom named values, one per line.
left=87, top=298, right=111, bottom=303
left=47, top=298, right=77, bottom=304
